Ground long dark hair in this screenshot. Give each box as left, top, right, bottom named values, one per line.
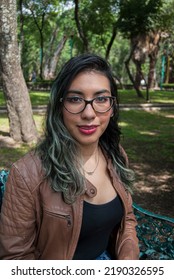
left=36, top=54, right=134, bottom=203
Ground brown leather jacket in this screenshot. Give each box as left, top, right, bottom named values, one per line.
left=0, top=152, right=139, bottom=260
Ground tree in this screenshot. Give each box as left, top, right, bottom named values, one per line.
left=19, top=0, right=70, bottom=80
left=73, top=0, right=119, bottom=59
left=0, top=0, right=38, bottom=143
left=43, top=33, right=67, bottom=79
left=18, top=0, right=25, bottom=59
left=23, top=0, right=51, bottom=79
left=117, top=0, right=164, bottom=97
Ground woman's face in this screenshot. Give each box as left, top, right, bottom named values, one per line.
left=62, top=71, right=113, bottom=148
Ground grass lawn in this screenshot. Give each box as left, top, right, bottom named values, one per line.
left=0, top=91, right=50, bottom=106
left=119, top=109, right=174, bottom=217
left=118, top=89, right=174, bottom=104
left=119, top=110, right=174, bottom=163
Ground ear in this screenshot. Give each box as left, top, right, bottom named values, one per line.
left=110, top=108, right=114, bottom=117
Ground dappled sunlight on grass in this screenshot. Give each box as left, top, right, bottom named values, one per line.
left=132, top=162, right=174, bottom=217
left=0, top=114, right=9, bottom=134
left=0, top=114, right=45, bottom=169
left=120, top=110, right=174, bottom=163
left=0, top=114, right=45, bottom=136
left=119, top=121, right=128, bottom=127
left=0, top=145, right=30, bottom=169
left=139, top=131, right=159, bottom=136
left=33, top=114, right=45, bottom=135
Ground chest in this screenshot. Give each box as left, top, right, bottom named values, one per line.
left=84, top=167, right=117, bottom=204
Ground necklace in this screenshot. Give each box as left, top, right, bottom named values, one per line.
left=83, top=150, right=100, bottom=175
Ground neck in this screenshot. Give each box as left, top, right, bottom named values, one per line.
left=79, top=143, right=99, bottom=161
left=79, top=144, right=101, bottom=176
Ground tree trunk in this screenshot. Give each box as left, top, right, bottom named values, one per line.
left=43, top=35, right=67, bottom=80
left=134, top=61, right=142, bottom=89
left=43, top=27, right=59, bottom=79
left=105, top=24, right=117, bottom=60
left=39, top=30, right=44, bottom=80
left=125, top=43, right=144, bottom=98
left=18, top=0, right=25, bottom=61
left=74, top=0, right=89, bottom=52
left=148, top=32, right=161, bottom=89
left=148, top=55, right=157, bottom=89
left=29, top=4, right=46, bottom=80
left=165, top=55, right=170, bottom=84
left=0, top=0, right=38, bottom=143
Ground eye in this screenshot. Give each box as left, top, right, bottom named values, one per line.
left=95, top=96, right=110, bottom=103
left=66, top=97, right=83, bottom=103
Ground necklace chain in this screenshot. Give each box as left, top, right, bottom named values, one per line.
left=83, top=150, right=100, bottom=175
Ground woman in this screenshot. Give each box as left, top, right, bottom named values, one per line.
left=0, top=54, right=139, bottom=260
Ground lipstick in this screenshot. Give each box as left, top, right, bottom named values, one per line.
left=78, top=125, right=98, bottom=135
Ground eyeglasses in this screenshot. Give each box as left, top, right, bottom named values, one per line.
left=60, top=96, right=116, bottom=114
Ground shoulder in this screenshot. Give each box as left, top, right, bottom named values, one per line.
left=13, top=150, right=42, bottom=171
left=9, top=151, right=45, bottom=193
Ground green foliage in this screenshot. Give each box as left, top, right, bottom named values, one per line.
left=80, top=1, right=115, bottom=34
left=117, top=0, right=164, bottom=37
left=71, top=0, right=119, bottom=54
left=18, top=0, right=74, bottom=78
left=14, top=0, right=174, bottom=84
left=157, top=0, right=174, bottom=32
left=109, top=34, right=130, bottom=83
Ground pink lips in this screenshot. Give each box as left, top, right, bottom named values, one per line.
left=78, top=125, right=98, bottom=135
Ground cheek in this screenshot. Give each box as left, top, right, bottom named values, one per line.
left=62, top=109, right=69, bottom=128
left=62, top=109, right=68, bottom=123
left=62, top=109, right=78, bottom=130
left=101, top=111, right=112, bottom=123
left=62, top=107, right=71, bottom=120
left=99, top=115, right=112, bottom=133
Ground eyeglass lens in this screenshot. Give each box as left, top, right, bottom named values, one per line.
left=63, top=96, right=115, bottom=113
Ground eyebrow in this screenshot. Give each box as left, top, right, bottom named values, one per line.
left=66, top=89, right=111, bottom=95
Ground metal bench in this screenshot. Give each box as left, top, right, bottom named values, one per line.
left=133, top=203, right=174, bottom=259
left=0, top=169, right=174, bottom=260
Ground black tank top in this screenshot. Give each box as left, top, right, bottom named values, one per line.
left=73, top=195, right=124, bottom=260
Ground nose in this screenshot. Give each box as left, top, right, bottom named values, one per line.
left=81, top=103, right=96, bottom=119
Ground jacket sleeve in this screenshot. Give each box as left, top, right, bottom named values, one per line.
left=0, top=165, right=37, bottom=259
left=116, top=192, right=140, bottom=260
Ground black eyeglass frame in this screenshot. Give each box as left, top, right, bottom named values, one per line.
left=59, top=96, right=116, bottom=114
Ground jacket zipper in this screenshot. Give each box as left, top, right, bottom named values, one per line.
left=45, top=210, right=72, bottom=227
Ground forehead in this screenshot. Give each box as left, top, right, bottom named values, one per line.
left=68, top=70, right=110, bottom=90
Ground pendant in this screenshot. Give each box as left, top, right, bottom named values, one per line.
left=83, top=149, right=100, bottom=175
left=86, top=171, right=94, bottom=175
